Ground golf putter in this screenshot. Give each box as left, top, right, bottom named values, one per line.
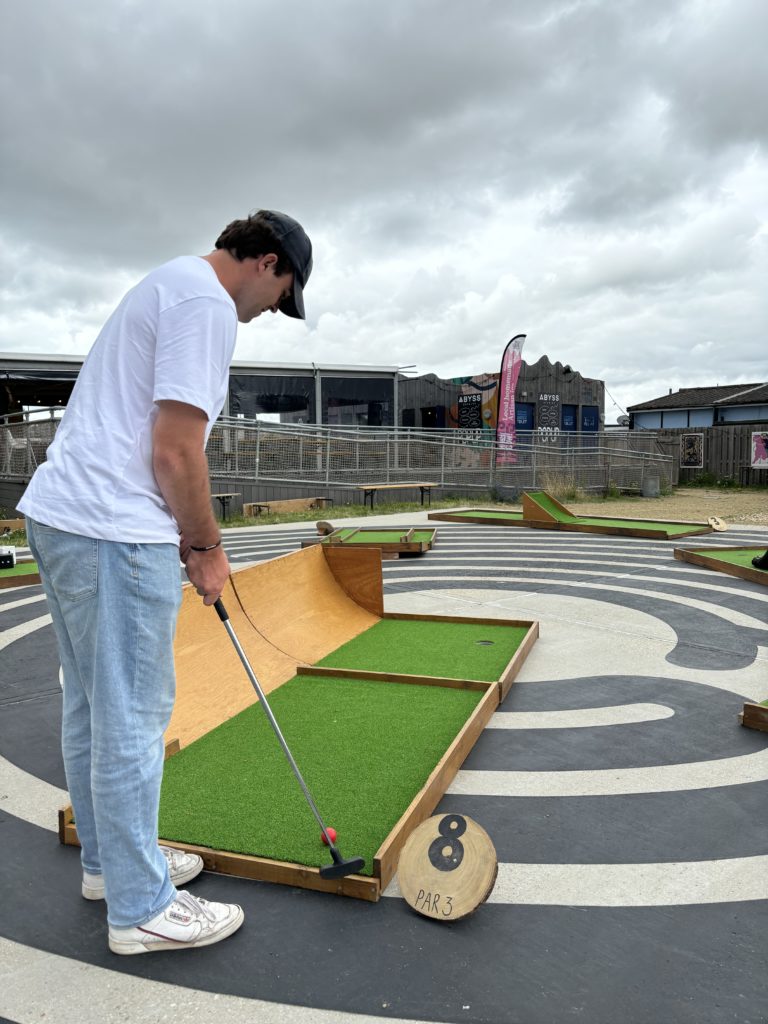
left=213, top=598, right=365, bottom=880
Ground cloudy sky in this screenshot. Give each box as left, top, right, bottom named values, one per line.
left=1, top=0, right=764, bottom=420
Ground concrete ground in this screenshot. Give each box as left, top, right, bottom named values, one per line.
left=2, top=509, right=767, bottom=1023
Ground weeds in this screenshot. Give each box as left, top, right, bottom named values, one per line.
left=687, top=473, right=740, bottom=489
left=538, top=471, right=585, bottom=502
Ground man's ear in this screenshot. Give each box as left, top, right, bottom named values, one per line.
left=258, top=253, right=278, bottom=272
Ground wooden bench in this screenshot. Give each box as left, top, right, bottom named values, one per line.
left=0, top=519, right=26, bottom=534
left=357, top=482, right=438, bottom=510
left=243, top=496, right=333, bottom=517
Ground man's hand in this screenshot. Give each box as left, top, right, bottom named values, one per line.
left=184, top=545, right=231, bottom=605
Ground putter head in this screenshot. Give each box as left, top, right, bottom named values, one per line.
left=319, top=845, right=365, bottom=879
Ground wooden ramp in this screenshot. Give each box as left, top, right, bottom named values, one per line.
left=168, top=544, right=382, bottom=746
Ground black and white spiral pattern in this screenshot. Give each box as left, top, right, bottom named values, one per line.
left=2, top=519, right=767, bottom=1024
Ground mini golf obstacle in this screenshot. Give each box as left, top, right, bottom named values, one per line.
left=59, top=544, right=538, bottom=901
left=740, top=701, right=768, bottom=734
left=302, top=523, right=437, bottom=559
left=429, top=489, right=714, bottom=539
left=673, top=546, right=768, bottom=734
left=0, top=555, right=41, bottom=589
left=674, top=546, right=768, bottom=588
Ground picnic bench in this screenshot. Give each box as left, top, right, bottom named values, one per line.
left=211, top=492, right=240, bottom=521
left=358, top=482, right=438, bottom=510
left=242, top=496, right=333, bottom=517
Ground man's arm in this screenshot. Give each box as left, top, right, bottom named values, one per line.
left=152, top=399, right=230, bottom=605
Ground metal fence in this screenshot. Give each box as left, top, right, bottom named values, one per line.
left=1, top=410, right=675, bottom=496
left=205, top=418, right=675, bottom=495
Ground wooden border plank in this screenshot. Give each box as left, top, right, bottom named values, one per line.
left=675, top=547, right=768, bottom=586
left=383, top=611, right=536, bottom=628
left=497, top=621, right=540, bottom=702
left=0, top=570, right=42, bottom=589
left=159, top=841, right=380, bottom=901
left=740, top=703, right=768, bottom=733
left=297, top=665, right=491, bottom=691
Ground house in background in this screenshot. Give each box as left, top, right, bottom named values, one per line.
left=627, top=382, right=768, bottom=485
left=628, top=383, right=768, bottom=430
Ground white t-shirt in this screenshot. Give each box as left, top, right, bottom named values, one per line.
left=20, top=256, right=238, bottom=544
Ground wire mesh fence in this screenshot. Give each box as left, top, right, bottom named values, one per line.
left=205, top=418, right=675, bottom=494
left=1, top=410, right=675, bottom=494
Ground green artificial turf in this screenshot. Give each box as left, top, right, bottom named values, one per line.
left=527, top=491, right=575, bottom=522
left=0, top=561, right=39, bottom=578
left=332, top=528, right=435, bottom=543
left=315, top=618, right=528, bottom=681
left=693, top=549, right=767, bottom=570
left=158, top=674, right=484, bottom=873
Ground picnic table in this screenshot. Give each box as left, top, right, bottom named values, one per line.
left=211, top=492, right=240, bottom=521
left=358, top=482, right=438, bottom=510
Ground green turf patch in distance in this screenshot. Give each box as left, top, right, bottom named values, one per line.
left=691, top=549, right=767, bottom=570
left=0, top=561, right=39, bottom=578
left=526, top=493, right=701, bottom=533
left=159, top=675, right=484, bottom=873
left=333, top=529, right=435, bottom=543
left=442, top=507, right=699, bottom=533
left=316, top=618, right=528, bottom=681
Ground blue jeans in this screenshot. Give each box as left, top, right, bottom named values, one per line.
left=26, top=519, right=182, bottom=928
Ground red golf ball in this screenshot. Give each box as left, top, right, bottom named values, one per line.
left=321, top=827, right=337, bottom=846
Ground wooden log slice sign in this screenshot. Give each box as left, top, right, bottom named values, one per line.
left=316, top=521, right=335, bottom=535
left=398, top=813, right=498, bottom=921
left=708, top=516, right=728, bottom=532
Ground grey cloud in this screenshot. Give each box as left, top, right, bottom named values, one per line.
left=0, top=0, right=764, bottom=414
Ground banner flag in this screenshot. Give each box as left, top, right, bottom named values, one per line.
left=495, top=334, right=526, bottom=465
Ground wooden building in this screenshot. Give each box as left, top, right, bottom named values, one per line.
left=398, top=356, right=605, bottom=435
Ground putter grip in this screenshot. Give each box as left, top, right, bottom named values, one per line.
left=213, top=598, right=229, bottom=622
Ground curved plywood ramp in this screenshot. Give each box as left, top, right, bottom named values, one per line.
left=168, top=545, right=382, bottom=747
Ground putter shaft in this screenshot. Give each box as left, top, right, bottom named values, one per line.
left=214, top=598, right=364, bottom=877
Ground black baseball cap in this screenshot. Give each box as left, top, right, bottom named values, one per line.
left=258, top=209, right=313, bottom=320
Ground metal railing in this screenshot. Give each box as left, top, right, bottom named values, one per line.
left=1, top=410, right=675, bottom=494
left=206, top=418, right=675, bottom=494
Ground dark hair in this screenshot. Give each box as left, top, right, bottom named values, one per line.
left=214, top=211, right=293, bottom=275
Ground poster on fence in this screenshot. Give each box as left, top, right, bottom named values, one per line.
left=495, top=333, right=526, bottom=466
left=680, top=433, right=703, bottom=469
left=751, top=431, right=768, bottom=469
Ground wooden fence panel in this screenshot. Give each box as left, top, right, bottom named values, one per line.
left=657, top=423, right=767, bottom=485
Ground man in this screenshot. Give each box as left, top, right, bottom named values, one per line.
left=19, top=209, right=312, bottom=955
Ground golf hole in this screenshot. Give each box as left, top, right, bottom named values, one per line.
left=475, top=640, right=495, bottom=646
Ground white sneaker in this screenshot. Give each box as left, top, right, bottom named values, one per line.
left=108, top=890, right=244, bottom=955
left=82, top=846, right=204, bottom=900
